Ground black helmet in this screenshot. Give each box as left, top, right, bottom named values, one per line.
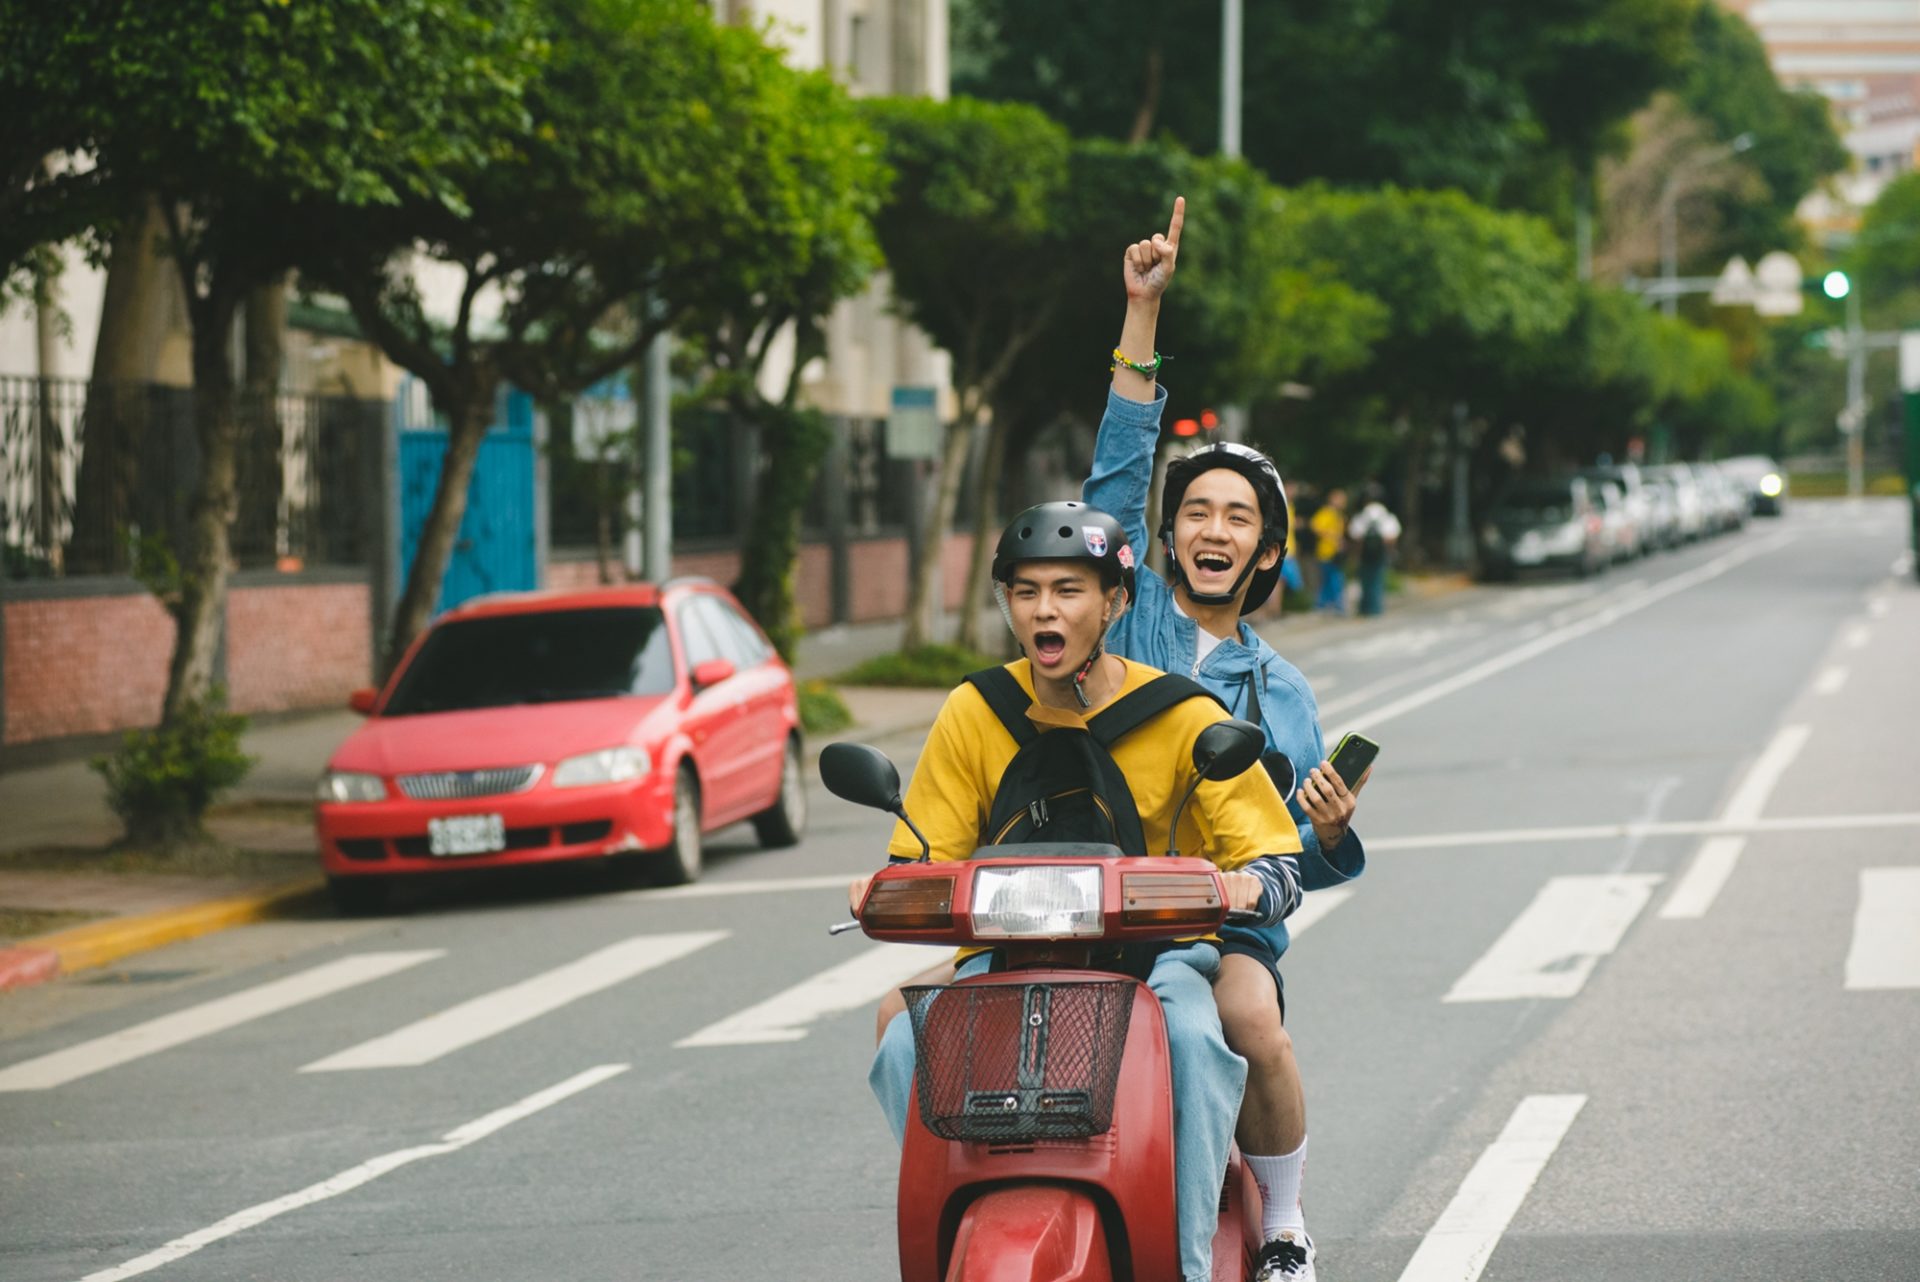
left=992, top=501, right=1136, bottom=605
left=1158, top=442, right=1289, bottom=613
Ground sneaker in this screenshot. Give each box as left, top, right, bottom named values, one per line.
left=1252, top=1230, right=1316, bottom=1281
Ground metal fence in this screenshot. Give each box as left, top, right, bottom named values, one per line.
left=0, top=376, right=383, bottom=581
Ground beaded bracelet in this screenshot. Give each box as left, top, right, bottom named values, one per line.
left=1110, top=347, right=1164, bottom=379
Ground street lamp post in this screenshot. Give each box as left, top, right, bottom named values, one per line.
left=1216, top=0, right=1247, bottom=444
left=1659, top=133, right=1753, bottom=319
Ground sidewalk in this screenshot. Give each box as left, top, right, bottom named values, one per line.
left=0, top=573, right=1468, bottom=992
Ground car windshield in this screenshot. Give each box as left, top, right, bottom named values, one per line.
left=1494, top=484, right=1575, bottom=519
left=383, top=607, right=676, bottom=716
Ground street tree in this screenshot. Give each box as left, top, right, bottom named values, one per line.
left=1271, top=186, right=1576, bottom=558
left=859, top=95, right=1072, bottom=650
left=309, top=0, right=874, bottom=677
left=1, top=0, right=538, bottom=843
left=677, top=72, right=888, bottom=661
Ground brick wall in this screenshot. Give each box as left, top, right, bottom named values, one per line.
left=2, top=593, right=174, bottom=745
left=226, top=583, right=373, bottom=715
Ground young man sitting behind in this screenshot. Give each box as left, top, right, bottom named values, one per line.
left=854, top=501, right=1304, bottom=1282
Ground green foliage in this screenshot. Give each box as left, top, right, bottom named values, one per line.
left=798, top=680, right=854, bottom=736
left=838, top=644, right=1001, bottom=689
left=90, top=691, right=254, bottom=849
left=1853, top=172, right=1920, bottom=302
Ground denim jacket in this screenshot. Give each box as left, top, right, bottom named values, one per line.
left=1083, top=384, right=1364, bottom=960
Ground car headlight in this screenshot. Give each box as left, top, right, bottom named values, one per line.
left=972, top=865, right=1104, bottom=939
left=552, top=746, right=652, bottom=788
left=1759, top=473, right=1783, bottom=497
left=1549, top=522, right=1586, bottom=551
left=316, top=771, right=387, bottom=804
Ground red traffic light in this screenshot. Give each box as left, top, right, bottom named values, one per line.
left=1173, top=418, right=1200, bottom=437
left=1200, top=409, right=1220, bottom=430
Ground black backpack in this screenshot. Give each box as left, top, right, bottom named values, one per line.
left=1359, top=522, right=1388, bottom=567
left=962, top=666, right=1225, bottom=852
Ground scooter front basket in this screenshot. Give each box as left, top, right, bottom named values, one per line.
left=903, top=980, right=1134, bottom=1142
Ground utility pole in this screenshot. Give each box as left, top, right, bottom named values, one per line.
left=1216, top=0, right=1247, bottom=443
left=1844, top=283, right=1866, bottom=499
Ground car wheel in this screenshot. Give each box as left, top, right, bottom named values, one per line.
left=657, top=767, right=703, bottom=886
left=752, top=736, right=808, bottom=849
left=328, top=875, right=390, bottom=917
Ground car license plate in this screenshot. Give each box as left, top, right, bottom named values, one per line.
left=428, top=814, right=506, bottom=856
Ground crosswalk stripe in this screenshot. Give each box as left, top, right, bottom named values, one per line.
left=1444, top=875, right=1661, bottom=1003
left=0, top=952, right=443, bottom=1093
left=303, top=933, right=725, bottom=1071
left=1659, top=837, right=1745, bottom=920
left=1845, top=869, right=1920, bottom=991
left=1396, top=1093, right=1586, bottom=1282
left=676, top=942, right=943, bottom=1047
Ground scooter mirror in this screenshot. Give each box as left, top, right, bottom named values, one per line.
left=819, top=742, right=904, bottom=812
left=1192, top=718, right=1264, bottom=782
left=1261, top=751, right=1297, bottom=804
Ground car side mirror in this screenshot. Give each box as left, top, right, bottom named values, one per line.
left=691, top=658, right=736, bottom=689
left=348, top=688, right=378, bottom=715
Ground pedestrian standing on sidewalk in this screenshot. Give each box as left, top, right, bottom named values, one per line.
left=1310, top=489, right=1349, bottom=614
left=1347, top=484, right=1402, bottom=617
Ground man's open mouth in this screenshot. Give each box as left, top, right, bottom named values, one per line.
left=1031, top=631, right=1068, bottom=665
left=1194, top=551, right=1235, bottom=576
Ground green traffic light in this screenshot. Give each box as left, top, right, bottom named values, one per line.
left=1823, top=270, right=1851, bottom=300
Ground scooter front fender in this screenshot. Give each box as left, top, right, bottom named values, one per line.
left=945, top=1185, right=1114, bottom=1282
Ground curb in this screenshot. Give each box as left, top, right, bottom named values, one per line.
left=0, top=877, right=324, bottom=993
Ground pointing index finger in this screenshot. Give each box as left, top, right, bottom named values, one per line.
left=1166, top=195, right=1184, bottom=249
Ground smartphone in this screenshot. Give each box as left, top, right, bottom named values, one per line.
left=1328, top=732, right=1380, bottom=790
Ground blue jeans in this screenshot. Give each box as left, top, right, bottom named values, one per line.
left=1317, top=561, right=1347, bottom=613
left=1359, top=560, right=1387, bottom=615
left=870, top=943, right=1245, bottom=1282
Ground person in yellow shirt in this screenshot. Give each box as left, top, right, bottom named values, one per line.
left=1310, top=487, right=1350, bottom=614
left=855, top=500, right=1303, bottom=1282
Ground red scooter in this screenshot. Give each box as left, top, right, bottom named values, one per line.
left=822, top=722, right=1277, bottom=1282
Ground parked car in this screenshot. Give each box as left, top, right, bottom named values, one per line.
left=1577, top=463, right=1658, bottom=555
left=1691, top=462, right=1748, bottom=534
left=1719, top=454, right=1789, bottom=516
left=1646, top=465, right=1708, bottom=543
left=1479, top=475, right=1609, bottom=580
left=315, top=581, right=806, bottom=913
left=1588, top=479, right=1638, bottom=563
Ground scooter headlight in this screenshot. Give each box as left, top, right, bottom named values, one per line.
left=971, top=865, right=1104, bottom=939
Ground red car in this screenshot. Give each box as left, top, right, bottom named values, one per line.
left=315, top=581, right=807, bottom=914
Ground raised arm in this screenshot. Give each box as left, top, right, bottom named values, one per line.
left=1084, top=197, right=1182, bottom=555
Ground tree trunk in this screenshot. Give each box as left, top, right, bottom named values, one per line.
left=956, top=413, right=1012, bottom=654
left=1127, top=46, right=1164, bottom=145
left=162, top=288, right=244, bottom=722
left=239, top=277, right=288, bottom=566
left=1399, top=416, right=1433, bottom=570
left=901, top=417, right=975, bottom=651
left=380, top=387, right=494, bottom=680
left=733, top=405, right=833, bottom=663
left=70, top=198, right=174, bottom=573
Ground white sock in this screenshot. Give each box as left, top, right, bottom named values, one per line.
left=1246, top=1136, right=1308, bottom=1241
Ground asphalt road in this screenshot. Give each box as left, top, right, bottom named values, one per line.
left=3, top=499, right=1916, bottom=1282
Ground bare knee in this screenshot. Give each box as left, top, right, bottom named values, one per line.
left=876, top=958, right=958, bottom=1046
left=1216, top=956, right=1291, bottom=1069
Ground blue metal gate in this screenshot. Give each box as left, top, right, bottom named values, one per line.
left=396, top=380, right=538, bottom=615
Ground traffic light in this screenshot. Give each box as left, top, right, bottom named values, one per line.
left=1822, top=270, right=1851, bottom=300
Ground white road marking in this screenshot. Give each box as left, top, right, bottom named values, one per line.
left=1287, top=886, right=1355, bottom=937
left=1813, top=666, right=1849, bottom=695
left=1396, top=1094, right=1587, bottom=1282
left=1365, top=810, right=1920, bottom=853
left=1895, top=551, right=1914, bottom=576
left=1719, top=724, right=1810, bottom=825
left=1331, top=534, right=1790, bottom=735
left=1659, top=837, right=1745, bottom=920
left=1867, top=596, right=1889, bottom=619
left=1843, top=621, right=1872, bottom=649
left=676, top=941, right=944, bottom=1047
left=627, top=873, right=865, bottom=901
left=303, top=933, right=723, bottom=1071
left=75, top=1063, right=627, bottom=1282
left=1845, top=869, right=1920, bottom=991
left=0, top=952, right=443, bottom=1092
left=1445, top=875, right=1661, bottom=1002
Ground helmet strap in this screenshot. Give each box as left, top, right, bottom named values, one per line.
left=1170, top=545, right=1264, bottom=608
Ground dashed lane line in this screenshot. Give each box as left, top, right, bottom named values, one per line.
left=1444, top=875, right=1661, bottom=1003
left=75, top=1064, right=628, bottom=1282
left=1845, top=868, right=1920, bottom=991
left=1813, top=665, right=1849, bottom=695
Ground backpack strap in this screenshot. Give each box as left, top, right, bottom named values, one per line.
left=1087, top=674, right=1226, bottom=748
left=961, top=666, right=1039, bottom=747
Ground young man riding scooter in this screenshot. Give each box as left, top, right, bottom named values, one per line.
left=1087, top=197, right=1369, bottom=1282
left=853, top=501, right=1306, bottom=1282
